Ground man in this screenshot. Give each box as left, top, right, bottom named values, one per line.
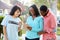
left=38, top=5, right=57, bottom=40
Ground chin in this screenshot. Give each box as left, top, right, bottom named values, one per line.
left=15, top=16, right=18, bottom=17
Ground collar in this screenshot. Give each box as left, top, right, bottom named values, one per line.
left=44, top=10, right=51, bottom=17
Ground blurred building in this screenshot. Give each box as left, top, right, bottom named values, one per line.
left=10, top=0, right=25, bottom=12
left=0, top=0, right=25, bottom=16
left=0, top=1, right=11, bottom=16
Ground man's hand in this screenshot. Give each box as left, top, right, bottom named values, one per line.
left=38, top=31, right=46, bottom=35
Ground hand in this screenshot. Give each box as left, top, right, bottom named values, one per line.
left=4, top=36, right=8, bottom=40
left=27, top=27, right=32, bottom=31
left=24, top=24, right=32, bottom=30
left=38, top=31, right=46, bottom=35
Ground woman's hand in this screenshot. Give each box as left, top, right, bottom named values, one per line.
left=4, top=35, right=8, bottom=40
left=18, top=22, right=22, bottom=32
left=27, top=26, right=32, bottom=31
left=21, top=21, right=32, bottom=31
left=24, top=24, right=32, bottom=31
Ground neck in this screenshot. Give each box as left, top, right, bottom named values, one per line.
left=32, top=15, right=36, bottom=17
left=12, top=15, right=17, bottom=18
left=32, top=15, right=36, bottom=18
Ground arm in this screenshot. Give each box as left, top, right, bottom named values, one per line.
left=3, top=26, right=8, bottom=40
left=18, top=22, right=22, bottom=32
left=18, top=26, right=21, bottom=32
left=23, top=17, right=32, bottom=30
left=23, top=23, right=32, bottom=30
left=45, top=16, right=56, bottom=33
left=1, top=16, right=8, bottom=40
left=49, top=16, right=56, bottom=33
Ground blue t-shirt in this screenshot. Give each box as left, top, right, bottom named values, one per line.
left=1, top=15, right=21, bottom=40
left=26, top=16, right=43, bottom=39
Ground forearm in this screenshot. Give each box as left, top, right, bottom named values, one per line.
left=3, top=26, right=7, bottom=36
left=18, top=27, right=21, bottom=32
left=18, top=21, right=22, bottom=32
left=38, top=31, right=47, bottom=35
left=3, top=26, right=8, bottom=40
left=23, top=23, right=30, bottom=29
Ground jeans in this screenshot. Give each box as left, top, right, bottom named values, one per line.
left=25, top=37, right=40, bottom=40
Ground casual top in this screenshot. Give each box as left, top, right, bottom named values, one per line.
left=26, top=16, right=43, bottom=39
left=1, top=15, right=21, bottom=40
left=43, top=10, right=57, bottom=40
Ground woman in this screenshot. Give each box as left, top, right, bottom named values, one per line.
left=25, top=4, right=44, bottom=40
left=1, top=6, right=21, bottom=40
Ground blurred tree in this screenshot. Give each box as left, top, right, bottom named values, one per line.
left=32, top=0, right=49, bottom=8
left=22, top=6, right=29, bottom=15
left=0, top=16, right=4, bottom=38
left=32, top=0, right=57, bottom=15
left=48, top=0, right=57, bottom=15
left=57, top=0, right=60, bottom=10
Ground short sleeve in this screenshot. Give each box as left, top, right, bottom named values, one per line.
left=1, top=16, right=8, bottom=26
left=18, top=18, right=21, bottom=22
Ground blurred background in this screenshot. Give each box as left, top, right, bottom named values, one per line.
left=0, top=0, right=60, bottom=40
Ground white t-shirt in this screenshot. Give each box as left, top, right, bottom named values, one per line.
left=1, top=15, right=21, bottom=40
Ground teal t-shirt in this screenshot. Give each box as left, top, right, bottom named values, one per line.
left=26, top=16, right=44, bottom=39
left=1, top=15, right=21, bottom=40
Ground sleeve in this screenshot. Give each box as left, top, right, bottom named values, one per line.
left=26, top=17, right=29, bottom=24
left=31, top=17, right=44, bottom=32
left=50, top=16, right=56, bottom=28
left=50, top=16, right=57, bottom=32
left=46, top=16, right=57, bottom=33
left=18, top=18, right=22, bottom=27
left=18, top=18, right=21, bottom=22
left=1, top=16, right=8, bottom=27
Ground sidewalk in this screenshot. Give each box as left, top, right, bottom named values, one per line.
left=57, top=36, right=60, bottom=40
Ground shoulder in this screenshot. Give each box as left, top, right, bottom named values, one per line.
left=37, top=16, right=43, bottom=19
left=4, top=15, right=10, bottom=19
left=36, top=16, right=43, bottom=22
left=17, top=17, right=21, bottom=22
left=27, top=16, right=32, bottom=19
left=50, top=13, right=56, bottom=19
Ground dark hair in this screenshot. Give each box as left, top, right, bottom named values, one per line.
left=10, top=6, right=21, bottom=16
left=40, top=5, right=48, bottom=12
left=29, top=4, right=40, bottom=17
